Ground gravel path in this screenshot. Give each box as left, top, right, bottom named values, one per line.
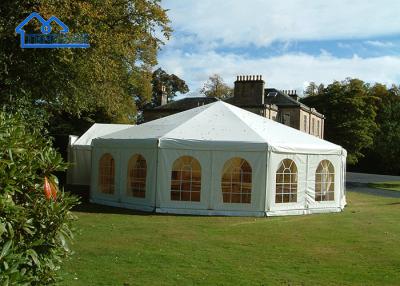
left=346, top=172, right=400, bottom=198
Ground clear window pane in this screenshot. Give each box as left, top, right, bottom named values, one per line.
left=220, top=158, right=252, bottom=204
left=315, top=160, right=335, bottom=201
left=127, top=154, right=147, bottom=198
left=170, top=156, right=202, bottom=202
left=99, top=153, right=115, bottom=194
left=275, top=159, right=298, bottom=203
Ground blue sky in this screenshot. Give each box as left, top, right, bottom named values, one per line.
left=158, top=0, right=400, bottom=96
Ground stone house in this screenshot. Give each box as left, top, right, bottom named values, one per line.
left=143, top=75, right=324, bottom=138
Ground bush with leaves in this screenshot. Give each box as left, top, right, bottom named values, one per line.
left=0, top=108, right=79, bottom=285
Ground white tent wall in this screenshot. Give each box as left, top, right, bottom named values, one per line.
left=155, top=149, right=267, bottom=216
left=66, top=135, right=79, bottom=185
left=90, top=145, right=157, bottom=212
left=156, top=149, right=211, bottom=213
left=88, top=101, right=347, bottom=217
left=67, top=148, right=92, bottom=186
left=67, top=123, right=134, bottom=186
left=266, top=152, right=346, bottom=216
left=90, top=147, right=121, bottom=205
left=209, top=150, right=266, bottom=215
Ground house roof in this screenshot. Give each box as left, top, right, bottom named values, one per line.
left=264, top=88, right=324, bottom=117
left=146, top=97, right=219, bottom=111
left=96, top=101, right=343, bottom=154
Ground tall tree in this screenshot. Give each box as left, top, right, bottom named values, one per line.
left=304, top=82, right=325, bottom=97
left=150, top=68, right=189, bottom=107
left=366, top=84, right=400, bottom=174
left=0, top=0, right=171, bottom=126
left=200, top=74, right=233, bottom=99
left=302, top=78, right=379, bottom=164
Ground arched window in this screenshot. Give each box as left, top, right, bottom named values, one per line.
left=315, top=160, right=335, bottom=201
left=221, top=158, right=252, bottom=203
left=275, top=159, right=297, bottom=203
left=99, top=153, right=115, bottom=194
left=127, top=154, right=147, bottom=198
left=170, top=156, right=201, bottom=202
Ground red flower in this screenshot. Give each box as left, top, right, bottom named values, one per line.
left=44, top=176, right=58, bottom=200
left=44, top=176, right=52, bottom=200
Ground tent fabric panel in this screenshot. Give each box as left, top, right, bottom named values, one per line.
left=306, top=154, right=343, bottom=210
left=100, top=104, right=212, bottom=140
left=74, top=123, right=133, bottom=146
left=93, top=138, right=158, bottom=149
left=117, top=147, right=157, bottom=208
left=266, top=152, right=346, bottom=213
left=97, top=102, right=343, bottom=155
left=266, top=207, right=342, bottom=216
left=159, top=138, right=268, bottom=151
left=68, top=149, right=91, bottom=185
left=156, top=148, right=212, bottom=210
left=340, top=154, right=347, bottom=208
left=270, top=145, right=343, bottom=155
left=209, top=150, right=267, bottom=212
left=66, top=135, right=79, bottom=185
left=223, top=103, right=343, bottom=154
left=162, top=103, right=266, bottom=143
left=90, top=147, right=121, bottom=203
left=267, top=152, right=308, bottom=212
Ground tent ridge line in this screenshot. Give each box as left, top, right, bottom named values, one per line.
left=224, top=104, right=267, bottom=143
left=161, top=103, right=216, bottom=139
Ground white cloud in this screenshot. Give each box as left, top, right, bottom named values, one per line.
left=163, top=0, right=400, bottom=47
left=159, top=50, right=400, bottom=95
left=364, top=40, right=395, bottom=48
left=157, top=1, right=400, bottom=96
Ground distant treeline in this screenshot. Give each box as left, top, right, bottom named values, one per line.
left=302, top=78, right=400, bottom=175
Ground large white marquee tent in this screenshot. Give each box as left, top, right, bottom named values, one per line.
left=67, top=123, right=134, bottom=186
left=91, top=101, right=347, bottom=216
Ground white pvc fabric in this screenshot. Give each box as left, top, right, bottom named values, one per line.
left=90, top=101, right=347, bottom=216
left=67, top=123, right=134, bottom=186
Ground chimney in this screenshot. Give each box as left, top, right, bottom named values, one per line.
left=288, top=90, right=299, bottom=101
left=160, top=85, right=168, bottom=106
left=233, top=75, right=265, bottom=105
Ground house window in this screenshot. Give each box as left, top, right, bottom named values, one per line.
left=315, top=160, right=335, bottom=201
left=99, top=153, right=115, bottom=194
left=170, top=156, right=201, bottom=202
left=127, top=154, right=147, bottom=198
left=275, top=159, right=297, bottom=203
left=317, top=121, right=320, bottom=137
left=303, top=115, right=307, bottom=132
left=283, top=113, right=291, bottom=126
left=221, top=157, right=252, bottom=204
left=311, top=118, right=315, bottom=134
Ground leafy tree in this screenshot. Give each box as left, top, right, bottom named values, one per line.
left=364, top=84, right=400, bottom=174
left=304, top=82, right=325, bottom=97
left=150, top=67, right=189, bottom=107
left=200, top=74, right=233, bottom=99
left=302, top=78, right=378, bottom=164
left=0, top=105, right=79, bottom=285
left=0, top=0, right=171, bottom=125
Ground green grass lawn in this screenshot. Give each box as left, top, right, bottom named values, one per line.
left=59, top=191, right=400, bottom=286
left=368, top=181, right=400, bottom=192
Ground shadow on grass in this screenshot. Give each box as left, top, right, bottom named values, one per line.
left=386, top=202, right=400, bottom=205
left=72, top=202, right=153, bottom=216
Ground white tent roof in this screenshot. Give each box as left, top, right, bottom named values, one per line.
left=96, top=101, right=345, bottom=154
left=73, top=123, right=134, bottom=149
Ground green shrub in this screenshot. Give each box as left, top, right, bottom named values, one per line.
left=0, top=109, right=79, bottom=285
